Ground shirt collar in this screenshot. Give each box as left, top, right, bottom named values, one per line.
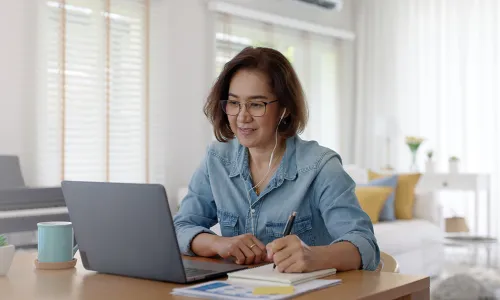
left=229, top=136, right=298, bottom=182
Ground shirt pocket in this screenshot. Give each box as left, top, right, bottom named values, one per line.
left=217, top=209, right=240, bottom=237
left=265, top=215, right=316, bottom=246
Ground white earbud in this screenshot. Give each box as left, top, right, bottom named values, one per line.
left=280, top=108, right=286, bottom=122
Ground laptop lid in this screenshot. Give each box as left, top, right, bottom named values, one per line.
left=61, top=181, right=189, bottom=283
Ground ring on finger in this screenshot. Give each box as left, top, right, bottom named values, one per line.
left=249, top=243, right=256, bottom=249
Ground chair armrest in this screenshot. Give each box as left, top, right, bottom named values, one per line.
left=0, top=187, right=65, bottom=211
left=413, top=191, right=442, bottom=228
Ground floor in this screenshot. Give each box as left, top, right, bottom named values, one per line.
left=431, top=239, right=500, bottom=299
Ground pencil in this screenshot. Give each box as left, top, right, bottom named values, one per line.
left=273, top=211, right=297, bottom=270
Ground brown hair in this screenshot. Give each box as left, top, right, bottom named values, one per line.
left=204, top=46, right=308, bottom=142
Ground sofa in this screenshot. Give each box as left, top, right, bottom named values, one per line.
left=177, top=165, right=445, bottom=277
left=343, top=165, right=445, bottom=277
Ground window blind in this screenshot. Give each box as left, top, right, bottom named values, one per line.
left=214, top=13, right=341, bottom=151
left=39, top=0, right=150, bottom=185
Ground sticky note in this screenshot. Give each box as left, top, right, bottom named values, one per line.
left=252, top=286, right=295, bottom=295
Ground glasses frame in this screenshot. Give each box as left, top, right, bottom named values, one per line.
left=220, top=99, right=279, bottom=117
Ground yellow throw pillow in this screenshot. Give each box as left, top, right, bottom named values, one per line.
left=368, top=170, right=421, bottom=220
left=355, top=187, right=394, bottom=224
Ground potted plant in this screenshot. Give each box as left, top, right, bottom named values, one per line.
left=0, top=234, right=15, bottom=276
left=425, top=150, right=435, bottom=173
left=449, top=156, right=460, bottom=173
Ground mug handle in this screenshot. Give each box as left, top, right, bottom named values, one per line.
left=73, top=244, right=79, bottom=257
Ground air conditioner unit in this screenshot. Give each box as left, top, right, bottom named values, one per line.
left=293, top=0, right=343, bottom=10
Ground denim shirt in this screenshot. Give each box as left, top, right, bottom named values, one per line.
left=173, top=135, right=380, bottom=270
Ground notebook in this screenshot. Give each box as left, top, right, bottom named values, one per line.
left=227, top=263, right=337, bottom=286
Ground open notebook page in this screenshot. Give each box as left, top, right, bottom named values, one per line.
left=227, top=264, right=337, bottom=285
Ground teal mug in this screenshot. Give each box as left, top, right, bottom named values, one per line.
left=37, top=222, right=78, bottom=263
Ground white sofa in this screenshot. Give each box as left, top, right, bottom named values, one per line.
left=343, top=165, right=445, bottom=277
left=177, top=165, right=445, bottom=277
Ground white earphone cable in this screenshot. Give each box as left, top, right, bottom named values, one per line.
left=243, top=109, right=286, bottom=235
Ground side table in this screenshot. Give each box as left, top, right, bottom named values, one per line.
left=417, top=173, right=493, bottom=237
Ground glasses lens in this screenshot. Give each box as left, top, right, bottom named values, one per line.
left=247, top=102, right=266, bottom=117
left=221, top=100, right=267, bottom=117
left=222, top=100, right=240, bottom=116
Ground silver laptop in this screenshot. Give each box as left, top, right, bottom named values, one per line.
left=61, top=181, right=247, bottom=283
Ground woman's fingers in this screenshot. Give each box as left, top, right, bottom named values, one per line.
left=223, top=234, right=269, bottom=265
left=238, top=240, right=257, bottom=264
left=283, top=259, right=306, bottom=273
left=251, top=236, right=267, bottom=252
left=273, top=247, right=294, bottom=266
left=250, top=236, right=267, bottom=262
left=246, top=240, right=264, bottom=264
left=275, top=252, right=297, bottom=273
left=228, top=243, right=246, bottom=264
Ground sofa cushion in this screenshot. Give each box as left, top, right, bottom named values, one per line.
left=369, top=171, right=421, bottom=220
left=374, top=219, right=443, bottom=255
left=359, top=175, right=398, bottom=221
left=355, top=186, right=393, bottom=223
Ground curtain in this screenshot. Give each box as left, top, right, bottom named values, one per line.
left=354, top=0, right=500, bottom=236
left=215, top=13, right=342, bottom=152
left=37, top=0, right=164, bottom=186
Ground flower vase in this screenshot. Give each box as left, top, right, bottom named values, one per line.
left=405, top=136, right=425, bottom=173
left=409, top=150, right=418, bottom=172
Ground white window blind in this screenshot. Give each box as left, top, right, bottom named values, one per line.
left=215, top=13, right=341, bottom=151
left=38, top=0, right=151, bottom=185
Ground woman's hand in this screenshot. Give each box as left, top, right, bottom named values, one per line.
left=212, top=234, right=268, bottom=265
left=266, top=235, right=320, bottom=273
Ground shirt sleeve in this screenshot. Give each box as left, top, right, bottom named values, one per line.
left=314, top=154, right=380, bottom=271
left=173, top=154, right=218, bottom=256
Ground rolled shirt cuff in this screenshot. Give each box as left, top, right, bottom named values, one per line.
left=177, top=226, right=216, bottom=256
left=331, top=232, right=380, bottom=271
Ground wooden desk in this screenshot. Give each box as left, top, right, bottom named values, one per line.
left=1, top=251, right=430, bottom=300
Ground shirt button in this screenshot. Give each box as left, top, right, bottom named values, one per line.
left=251, top=209, right=255, bottom=213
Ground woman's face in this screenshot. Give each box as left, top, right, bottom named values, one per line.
left=227, top=69, right=283, bottom=150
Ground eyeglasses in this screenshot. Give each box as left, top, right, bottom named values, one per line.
left=221, top=100, right=278, bottom=117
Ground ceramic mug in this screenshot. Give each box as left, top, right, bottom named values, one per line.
left=37, top=222, right=78, bottom=263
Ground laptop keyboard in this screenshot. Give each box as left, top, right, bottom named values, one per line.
left=184, top=267, right=214, bottom=277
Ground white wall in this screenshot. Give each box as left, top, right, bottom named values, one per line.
left=0, top=0, right=38, bottom=185
left=150, top=0, right=215, bottom=214
left=150, top=0, right=355, bottom=213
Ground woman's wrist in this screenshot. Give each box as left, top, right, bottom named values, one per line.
left=192, top=233, right=222, bottom=257
left=207, top=234, right=224, bottom=254
left=310, top=242, right=362, bottom=272
left=308, top=246, right=330, bottom=271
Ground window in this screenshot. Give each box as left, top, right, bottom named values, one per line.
left=214, top=13, right=341, bottom=151
left=37, top=0, right=152, bottom=185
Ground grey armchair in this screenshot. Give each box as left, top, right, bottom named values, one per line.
left=0, top=155, right=25, bottom=189
left=0, top=155, right=69, bottom=242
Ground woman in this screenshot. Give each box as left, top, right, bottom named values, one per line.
left=173, top=47, right=380, bottom=272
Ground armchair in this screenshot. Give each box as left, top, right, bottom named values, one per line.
left=0, top=156, right=69, bottom=246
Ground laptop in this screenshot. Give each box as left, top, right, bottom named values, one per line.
left=61, top=181, right=247, bottom=283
